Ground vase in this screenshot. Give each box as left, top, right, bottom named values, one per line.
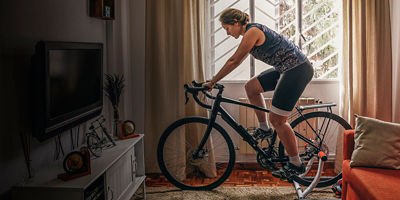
left=112, top=106, right=120, bottom=137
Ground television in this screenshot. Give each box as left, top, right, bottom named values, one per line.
left=32, top=41, right=103, bottom=141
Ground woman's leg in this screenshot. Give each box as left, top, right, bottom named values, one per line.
left=269, top=61, right=314, bottom=171
left=269, top=112, right=298, bottom=156
left=244, top=77, right=267, bottom=122
left=245, top=68, right=280, bottom=124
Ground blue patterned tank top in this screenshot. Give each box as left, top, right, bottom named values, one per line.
left=246, top=23, right=308, bottom=73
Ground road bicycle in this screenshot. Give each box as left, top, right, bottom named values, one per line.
left=157, top=81, right=352, bottom=191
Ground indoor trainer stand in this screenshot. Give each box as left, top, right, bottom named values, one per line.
left=292, top=151, right=327, bottom=200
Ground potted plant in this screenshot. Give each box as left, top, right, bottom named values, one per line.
left=104, top=74, right=125, bottom=136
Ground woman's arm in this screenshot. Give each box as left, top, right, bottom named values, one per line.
left=209, top=28, right=264, bottom=85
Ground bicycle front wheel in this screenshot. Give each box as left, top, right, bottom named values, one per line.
left=157, top=117, right=235, bottom=190
left=279, top=111, right=352, bottom=187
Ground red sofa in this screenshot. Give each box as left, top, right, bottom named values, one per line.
left=342, top=130, right=400, bottom=200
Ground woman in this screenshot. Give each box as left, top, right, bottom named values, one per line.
left=204, top=8, right=314, bottom=177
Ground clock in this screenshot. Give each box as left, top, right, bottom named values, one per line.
left=58, top=147, right=91, bottom=180
left=63, top=147, right=90, bottom=175
left=122, top=120, right=136, bottom=136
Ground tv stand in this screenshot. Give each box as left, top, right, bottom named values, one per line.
left=13, top=135, right=146, bottom=200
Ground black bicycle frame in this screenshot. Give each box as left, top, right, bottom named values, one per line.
left=192, top=89, right=321, bottom=164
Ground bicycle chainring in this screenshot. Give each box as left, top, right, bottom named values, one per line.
left=256, top=148, right=278, bottom=171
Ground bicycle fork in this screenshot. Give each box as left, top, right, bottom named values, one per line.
left=192, top=92, right=222, bottom=159
left=193, top=91, right=255, bottom=159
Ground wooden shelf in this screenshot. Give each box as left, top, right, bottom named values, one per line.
left=90, top=0, right=115, bottom=20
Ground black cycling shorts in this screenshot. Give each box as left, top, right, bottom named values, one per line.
left=257, top=60, right=314, bottom=116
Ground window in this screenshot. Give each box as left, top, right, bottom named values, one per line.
left=207, top=0, right=342, bottom=80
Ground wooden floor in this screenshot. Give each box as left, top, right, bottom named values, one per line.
left=146, top=162, right=337, bottom=187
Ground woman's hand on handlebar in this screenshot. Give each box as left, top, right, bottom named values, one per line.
left=203, top=79, right=215, bottom=92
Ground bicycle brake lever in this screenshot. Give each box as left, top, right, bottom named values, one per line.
left=185, top=91, right=189, bottom=104
left=192, top=80, right=204, bottom=87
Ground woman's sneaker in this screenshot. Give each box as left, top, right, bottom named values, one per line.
left=252, top=128, right=273, bottom=140
left=272, top=162, right=306, bottom=180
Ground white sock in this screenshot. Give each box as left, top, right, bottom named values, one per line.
left=258, top=122, right=270, bottom=131
left=289, top=155, right=302, bottom=167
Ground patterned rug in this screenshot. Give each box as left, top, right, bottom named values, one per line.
left=145, top=186, right=339, bottom=200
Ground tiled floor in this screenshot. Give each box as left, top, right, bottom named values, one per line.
left=146, top=162, right=337, bottom=187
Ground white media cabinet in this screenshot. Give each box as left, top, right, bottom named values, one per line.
left=13, top=135, right=146, bottom=200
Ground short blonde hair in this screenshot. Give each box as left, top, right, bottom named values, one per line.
left=219, top=8, right=249, bottom=25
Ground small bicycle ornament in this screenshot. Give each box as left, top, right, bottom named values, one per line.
left=86, top=115, right=116, bottom=157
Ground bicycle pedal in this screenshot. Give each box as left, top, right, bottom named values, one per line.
left=272, top=167, right=297, bottom=181
left=273, top=169, right=288, bottom=179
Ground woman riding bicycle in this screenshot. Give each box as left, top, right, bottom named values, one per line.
left=203, top=8, right=314, bottom=177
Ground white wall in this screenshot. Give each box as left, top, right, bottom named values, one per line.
left=213, top=80, right=339, bottom=162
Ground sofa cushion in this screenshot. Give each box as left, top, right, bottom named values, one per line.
left=350, top=116, right=400, bottom=169
left=343, top=160, right=400, bottom=200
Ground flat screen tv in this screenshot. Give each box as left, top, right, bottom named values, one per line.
left=32, top=41, right=103, bottom=141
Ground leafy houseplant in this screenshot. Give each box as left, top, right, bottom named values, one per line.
left=104, top=74, right=125, bottom=136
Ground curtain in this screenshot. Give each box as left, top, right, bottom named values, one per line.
left=144, top=0, right=215, bottom=178
left=336, top=0, right=392, bottom=172
left=391, top=0, right=400, bottom=123
left=105, top=0, right=140, bottom=134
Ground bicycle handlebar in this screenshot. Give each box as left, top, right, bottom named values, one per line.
left=184, top=80, right=224, bottom=109
left=190, top=80, right=224, bottom=91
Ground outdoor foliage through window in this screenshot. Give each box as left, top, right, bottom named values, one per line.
left=209, top=0, right=341, bottom=80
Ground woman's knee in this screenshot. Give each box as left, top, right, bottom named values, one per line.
left=269, top=112, right=287, bottom=127
left=245, top=78, right=263, bottom=96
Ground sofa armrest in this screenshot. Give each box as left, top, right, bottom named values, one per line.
left=343, top=130, right=355, bottom=160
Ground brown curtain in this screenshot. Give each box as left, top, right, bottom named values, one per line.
left=336, top=0, right=392, bottom=172
left=144, top=0, right=216, bottom=178
left=390, top=0, right=400, bottom=123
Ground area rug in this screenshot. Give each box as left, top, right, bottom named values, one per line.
left=145, top=186, right=339, bottom=200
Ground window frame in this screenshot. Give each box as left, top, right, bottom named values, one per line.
left=206, top=0, right=342, bottom=82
